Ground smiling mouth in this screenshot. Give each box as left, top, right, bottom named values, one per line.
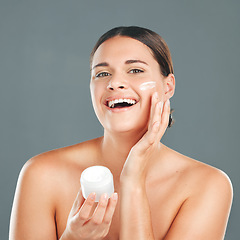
left=107, top=98, right=137, bottom=108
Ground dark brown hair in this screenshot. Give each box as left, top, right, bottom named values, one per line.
left=90, top=26, right=174, bottom=76
left=90, top=26, right=174, bottom=128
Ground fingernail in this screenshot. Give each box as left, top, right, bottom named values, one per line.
left=153, top=92, right=159, bottom=99
left=112, top=193, right=118, bottom=200
left=90, top=192, right=96, bottom=200
left=160, top=101, right=164, bottom=114
left=157, top=101, right=163, bottom=111
left=158, top=101, right=163, bottom=107
left=103, top=193, right=108, bottom=200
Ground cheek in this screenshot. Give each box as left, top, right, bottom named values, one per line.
left=90, top=83, right=95, bottom=103
left=90, top=82, right=101, bottom=111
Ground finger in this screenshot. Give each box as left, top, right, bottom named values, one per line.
left=134, top=94, right=163, bottom=152
left=89, top=193, right=109, bottom=226
left=144, top=100, right=162, bottom=144
left=161, top=99, right=170, bottom=126
left=157, top=99, right=171, bottom=140
left=151, top=100, right=163, bottom=127
left=75, top=192, right=96, bottom=225
left=146, top=99, right=169, bottom=145
left=103, top=193, right=118, bottom=225
left=69, top=187, right=85, bottom=218
left=148, top=92, right=159, bottom=129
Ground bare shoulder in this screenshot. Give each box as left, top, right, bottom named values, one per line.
left=185, top=155, right=232, bottom=199
left=10, top=138, right=101, bottom=240
left=15, top=137, right=102, bottom=204
left=187, top=160, right=233, bottom=208
left=163, top=144, right=233, bottom=197
left=160, top=145, right=233, bottom=239
left=16, top=137, right=102, bottom=200
left=23, top=137, right=102, bottom=175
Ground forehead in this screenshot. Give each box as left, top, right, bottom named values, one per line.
left=92, top=36, right=157, bottom=66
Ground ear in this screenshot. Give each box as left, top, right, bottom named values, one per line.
left=163, top=74, right=175, bottom=101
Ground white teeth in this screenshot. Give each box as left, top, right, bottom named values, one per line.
left=108, top=98, right=136, bottom=108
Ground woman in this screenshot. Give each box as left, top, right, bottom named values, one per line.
left=10, top=26, right=233, bottom=240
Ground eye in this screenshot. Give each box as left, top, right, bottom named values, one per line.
left=96, top=72, right=111, bottom=78
left=129, top=69, right=144, bottom=74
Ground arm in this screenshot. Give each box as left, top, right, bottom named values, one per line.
left=9, top=156, right=118, bottom=240
left=164, top=170, right=233, bottom=240
left=9, top=158, right=58, bottom=240
left=120, top=93, right=169, bottom=239
left=120, top=180, right=154, bottom=240
left=119, top=92, right=233, bottom=239
left=120, top=168, right=233, bottom=240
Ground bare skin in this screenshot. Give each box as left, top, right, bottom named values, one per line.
left=9, top=139, right=233, bottom=239
left=10, top=36, right=233, bottom=240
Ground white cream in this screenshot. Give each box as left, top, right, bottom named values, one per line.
left=139, top=81, right=156, bottom=91
left=80, top=166, right=114, bottom=202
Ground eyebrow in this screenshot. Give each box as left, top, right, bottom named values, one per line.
left=91, top=59, right=148, bottom=71
left=91, top=62, right=109, bottom=70
left=125, top=59, right=148, bottom=65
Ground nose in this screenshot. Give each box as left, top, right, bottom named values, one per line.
left=107, top=74, right=128, bottom=91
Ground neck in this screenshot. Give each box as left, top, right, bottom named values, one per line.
left=99, top=129, right=146, bottom=175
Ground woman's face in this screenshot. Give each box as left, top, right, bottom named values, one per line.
left=90, top=36, right=173, bottom=134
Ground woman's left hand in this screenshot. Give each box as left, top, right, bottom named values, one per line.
left=120, top=92, right=170, bottom=185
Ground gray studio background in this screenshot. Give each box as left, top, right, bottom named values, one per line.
left=1, top=0, right=239, bottom=239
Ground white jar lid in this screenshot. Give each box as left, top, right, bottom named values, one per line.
left=80, top=166, right=114, bottom=202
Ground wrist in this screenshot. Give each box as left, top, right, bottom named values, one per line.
left=120, top=166, right=148, bottom=186
left=59, top=228, right=77, bottom=240
left=120, top=172, right=146, bottom=186
left=120, top=177, right=146, bottom=192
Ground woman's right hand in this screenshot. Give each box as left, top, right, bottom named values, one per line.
left=60, top=188, right=118, bottom=240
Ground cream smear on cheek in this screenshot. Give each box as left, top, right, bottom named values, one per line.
left=139, top=81, right=156, bottom=91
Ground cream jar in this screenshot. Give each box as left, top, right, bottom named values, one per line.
left=80, top=166, right=114, bottom=202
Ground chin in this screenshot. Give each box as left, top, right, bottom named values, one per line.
left=104, top=120, right=148, bottom=135
left=96, top=107, right=150, bottom=135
